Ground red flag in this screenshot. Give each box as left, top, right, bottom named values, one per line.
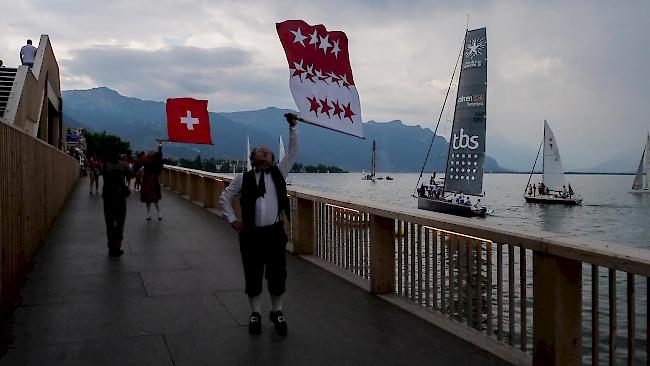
left=277, top=20, right=363, bottom=138
left=166, top=98, right=212, bottom=144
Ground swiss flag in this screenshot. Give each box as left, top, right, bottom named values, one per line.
left=166, top=98, right=213, bottom=144
left=277, top=20, right=363, bottom=138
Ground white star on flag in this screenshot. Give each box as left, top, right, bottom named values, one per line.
left=180, top=110, right=199, bottom=131
left=309, top=30, right=319, bottom=46
left=290, top=27, right=307, bottom=46
left=331, top=39, right=341, bottom=58
left=319, top=34, right=331, bottom=54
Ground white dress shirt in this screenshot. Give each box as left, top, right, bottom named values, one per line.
left=220, top=127, right=298, bottom=226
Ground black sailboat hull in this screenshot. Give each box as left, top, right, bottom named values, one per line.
left=417, top=197, right=487, bottom=218
left=524, top=195, right=582, bottom=205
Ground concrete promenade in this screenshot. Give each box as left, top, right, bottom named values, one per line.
left=0, top=179, right=509, bottom=365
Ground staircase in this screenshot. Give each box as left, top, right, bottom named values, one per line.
left=0, top=67, right=18, bottom=117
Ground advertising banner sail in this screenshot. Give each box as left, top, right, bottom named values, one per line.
left=444, top=28, right=487, bottom=196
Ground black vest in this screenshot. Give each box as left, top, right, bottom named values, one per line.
left=240, top=166, right=290, bottom=228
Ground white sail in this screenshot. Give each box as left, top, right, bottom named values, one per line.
left=278, top=135, right=286, bottom=163
left=246, top=135, right=252, bottom=171
left=542, top=120, right=567, bottom=191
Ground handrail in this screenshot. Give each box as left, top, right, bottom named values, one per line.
left=163, top=165, right=650, bottom=276
left=161, top=165, right=649, bottom=365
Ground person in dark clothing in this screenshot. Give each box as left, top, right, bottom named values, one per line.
left=140, top=145, right=163, bottom=220
left=219, top=113, right=298, bottom=336
left=102, top=144, right=133, bottom=257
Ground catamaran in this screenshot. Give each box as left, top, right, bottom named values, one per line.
left=524, top=120, right=582, bottom=205
left=362, top=140, right=377, bottom=181
left=630, top=133, right=649, bottom=193
left=415, top=27, right=488, bottom=217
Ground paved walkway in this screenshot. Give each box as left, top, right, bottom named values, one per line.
left=0, top=178, right=509, bottom=365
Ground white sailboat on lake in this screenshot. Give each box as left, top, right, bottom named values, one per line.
left=524, top=120, right=582, bottom=205
left=362, top=140, right=377, bottom=182
left=245, top=135, right=252, bottom=171
left=630, top=133, right=649, bottom=193
left=278, top=135, right=292, bottom=185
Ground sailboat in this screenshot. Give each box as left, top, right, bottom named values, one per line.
left=630, top=133, right=649, bottom=193
left=245, top=135, right=252, bottom=171
left=524, top=120, right=582, bottom=205
left=278, top=135, right=292, bottom=185
left=361, top=140, right=377, bottom=181
left=416, top=27, right=488, bottom=217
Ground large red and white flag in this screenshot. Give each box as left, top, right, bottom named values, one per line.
left=166, top=98, right=213, bottom=144
left=277, top=20, right=363, bottom=138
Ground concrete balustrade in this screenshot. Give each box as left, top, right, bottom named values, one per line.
left=0, top=122, right=78, bottom=316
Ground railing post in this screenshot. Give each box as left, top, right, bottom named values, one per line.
left=533, top=252, right=582, bottom=366
left=369, top=214, right=395, bottom=294
left=173, top=170, right=180, bottom=193
left=291, top=197, right=314, bottom=255
left=201, top=176, right=217, bottom=208
left=189, top=173, right=199, bottom=202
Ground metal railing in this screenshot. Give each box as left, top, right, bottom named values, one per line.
left=161, top=165, right=650, bottom=366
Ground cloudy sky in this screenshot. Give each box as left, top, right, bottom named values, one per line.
left=2, top=0, right=649, bottom=167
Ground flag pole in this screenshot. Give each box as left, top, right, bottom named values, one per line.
left=294, top=116, right=365, bottom=139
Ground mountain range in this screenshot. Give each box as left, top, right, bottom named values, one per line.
left=62, top=87, right=507, bottom=173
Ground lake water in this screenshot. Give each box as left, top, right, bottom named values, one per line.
left=278, top=173, right=650, bottom=249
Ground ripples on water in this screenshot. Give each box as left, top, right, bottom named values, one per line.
left=281, top=173, right=649, bottom=248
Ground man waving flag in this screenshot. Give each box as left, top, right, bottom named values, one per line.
left=277, top=20, right=363, bottom=138
left=166, top=98, right=213, bottom=144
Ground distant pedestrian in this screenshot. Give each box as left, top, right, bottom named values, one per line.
left=133, top=151, right=144, bottom=192
left=88, top=153, right=102, bottom=195
left=219, top=112, right=298, bottom=336
left=140, top=146, right=163, bottom=220
left=102, top=144, right=133, bottom=257
left=20, top=40, right=37, bottom=68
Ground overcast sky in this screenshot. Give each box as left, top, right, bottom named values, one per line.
left=2, top=0, right=649, bottom=167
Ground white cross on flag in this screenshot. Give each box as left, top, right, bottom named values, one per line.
left=166, top=98, right=212, bottom=144
left=277, top=20, right=363, bottom=138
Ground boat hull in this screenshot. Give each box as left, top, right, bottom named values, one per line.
left=417, top=197, right=487, bottom=218
left=629, top=189, right=650, bottom=194
left=524, top=195, right=582, bottom=205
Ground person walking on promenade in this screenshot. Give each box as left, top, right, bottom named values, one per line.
left=102, top=144, right=133, bottom=257
left=133, top=151, right=144, bottom=192
left=20, top=39, right=37, bottom=68
left=219, top=112, right=299, bottom=336
left=88, top=153, right=102, bottom=195
left=140, top=145, right=163, bottom=220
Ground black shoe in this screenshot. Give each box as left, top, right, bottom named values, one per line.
left=248, top=312, right=261, bottom=335
left=108, top=249, right=124, bottom=257
left=269, top=311, right=287, bottom=336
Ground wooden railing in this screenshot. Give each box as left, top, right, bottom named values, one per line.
left=161, top=166, right=650, bottom=366
left=0, top=122, right=79, bottom=316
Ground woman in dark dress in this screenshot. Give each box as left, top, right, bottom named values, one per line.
left=140, top=146, right=163, bottom=220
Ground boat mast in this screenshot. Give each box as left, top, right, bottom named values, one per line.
left=411, top=31, right=465, bottom=197
left=371, top=140, right=376, bottom=178
left=524, top=138, right=543, bottom=195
